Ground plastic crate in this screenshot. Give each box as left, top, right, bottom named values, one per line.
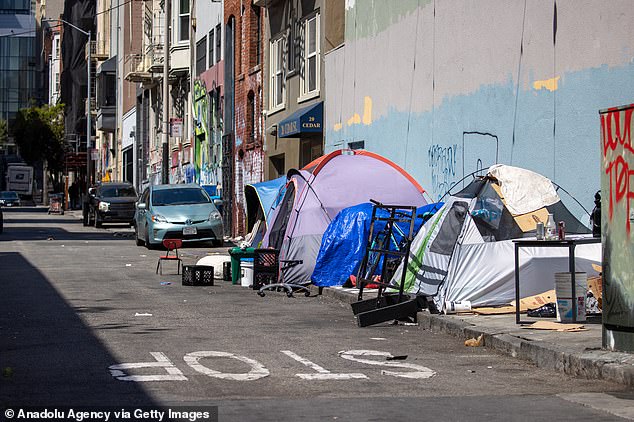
left=182, top=265, right=215, bottom=286
left=253, top=249, right=279, bottom=290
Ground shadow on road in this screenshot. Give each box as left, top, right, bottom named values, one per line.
left=0, top=208, right=136, bottom=242
left=0, top=252, right=158, bottom=406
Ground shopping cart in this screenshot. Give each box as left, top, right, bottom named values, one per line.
left=48, top=193, right=64, bottom=215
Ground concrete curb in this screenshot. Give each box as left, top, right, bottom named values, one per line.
left=315, top=286, right=634, bottom=387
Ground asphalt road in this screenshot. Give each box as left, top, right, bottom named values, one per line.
left=1, top=207, right=633, bottom=422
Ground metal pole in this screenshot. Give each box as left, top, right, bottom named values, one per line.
left=87, top=30, right=92, bottom=186
left=162, top=0, right=171, bottom=184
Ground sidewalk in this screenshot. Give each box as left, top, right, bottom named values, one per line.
left=314, top=286, right=634, bottom=387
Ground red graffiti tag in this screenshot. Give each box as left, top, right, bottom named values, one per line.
left=602, top=106, right=634, bottom=234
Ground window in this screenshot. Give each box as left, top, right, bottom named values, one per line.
left=55, top=73, right=60, bottom=92
left=300, top=13, right=320, bottom=98
left=269, top=36, right=285, bottom=111
left=179, top=0, right=190, bottom=42
left=252, top=6, right=261, bottom=67
left=54, top=38, right=59, bottom=58
left=247, top=91, right=255, bottom=143
left=196, top=38, right=206, bottom=75
left=208, top=29, right=214, bottom=68
left=215, top=24, right=221, bottom=63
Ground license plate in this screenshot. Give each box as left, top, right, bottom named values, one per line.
left=183, top=226, right=197, bottom=235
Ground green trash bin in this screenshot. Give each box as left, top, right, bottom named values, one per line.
left=228, top=247, right=256, bottom=285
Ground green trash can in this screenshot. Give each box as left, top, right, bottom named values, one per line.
left=228, top=247, right=256, bottom=285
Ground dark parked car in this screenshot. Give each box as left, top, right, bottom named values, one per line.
left=84, top=182, right=138, bottom=228
left=0, top=205, right=3, bottom=234
left=0, top=191, right=21, bottom=207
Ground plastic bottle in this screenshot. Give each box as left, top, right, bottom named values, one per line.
left=545, top=213, right=557, bottom=240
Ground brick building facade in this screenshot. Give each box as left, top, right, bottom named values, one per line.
left=224, top=0, right=265, bottom=237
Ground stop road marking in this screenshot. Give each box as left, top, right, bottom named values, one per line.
left=109, top=350, right=436, bottom=382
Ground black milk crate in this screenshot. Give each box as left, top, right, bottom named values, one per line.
left=253, top=249, right=280, bottom=290
left=182, top=265, right=215, bottom=286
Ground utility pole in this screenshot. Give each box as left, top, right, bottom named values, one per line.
left=162, top=0, right=171, bottom=184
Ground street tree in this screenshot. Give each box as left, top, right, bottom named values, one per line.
left=0, top=119, right=8, bottom=152
left=11, top=104, right=66, bottom=188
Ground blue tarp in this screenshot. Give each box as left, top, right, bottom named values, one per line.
left=311, top=202, right=443, bottom=287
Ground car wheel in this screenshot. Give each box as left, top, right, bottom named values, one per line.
left=82, top=209, right=89, bottom=226
left=211, top=239, right=223, bottom=248
left=135, top=225, right=144, bottom=246
left=87, top=208, right=95, bottom=226
left=95, top=214, right=103, bottom=228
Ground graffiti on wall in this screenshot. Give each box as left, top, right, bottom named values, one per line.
left=601, top=106, right=634, bottom=235
left=462, top=132, right=499, bottom=179
left=193, top=82, right=224, bottom=187
left=428, top=144, right=458, bottom=199
left=194, top=80, right=209, bottom=184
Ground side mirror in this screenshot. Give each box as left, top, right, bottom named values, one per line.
left=213, top=199, right=223, bottom=208
left=136, top=203, right=146, bottom=210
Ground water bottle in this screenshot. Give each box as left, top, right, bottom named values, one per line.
left=536, top=222, right=545, bottom=240
left=545, top=213, right=557, bottom=240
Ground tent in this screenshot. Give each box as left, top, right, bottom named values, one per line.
left=311, top=202, right=442, bottom=287
left=262, top=149, right=429, bottom=285
left=243, top=176, right=287, bottom=247
left=392, top=164, right=598, bottom=310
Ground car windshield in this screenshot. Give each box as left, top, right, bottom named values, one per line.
left=100, top=186, right=137, bottom=198
left=0, top=191, right=19, bottom=199
left=152, top=188, right=210, bottom=206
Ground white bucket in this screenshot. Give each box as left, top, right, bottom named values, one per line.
left=555, top=272, right=587, bottom=322
left=444, top=300, right=472, bottom=314
left=240, top=261, right=254, bottom=287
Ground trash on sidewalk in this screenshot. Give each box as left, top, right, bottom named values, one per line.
left=473, top=290, right=556, bottom=315
left=472, top=305, right=516, bottom=315
left=510, top=290, right=556, bottom=311
left=464, top=334, right=483, bottom=347
left=160, top=281, right=172, bottom=286
left=522, top=321, right=586, bottom=332
left=526, top=302, right=557, bottom=318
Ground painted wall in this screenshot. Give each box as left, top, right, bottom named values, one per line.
left=325, top=0, right=634, bottom=217
left=601, top=104, right=634, bottom=351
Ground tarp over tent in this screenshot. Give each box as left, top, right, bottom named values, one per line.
left=262, top=149, right=429, bottom=285
left=392, top=164, right=598, bottom=310
left=244, top=176, right=286, bottom=247
left=312, top=202, right=443, bottom=287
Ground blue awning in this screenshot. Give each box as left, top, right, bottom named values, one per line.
left=278, top=102, right=323, bottom=138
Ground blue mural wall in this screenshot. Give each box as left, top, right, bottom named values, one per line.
left=325, top=0, right=634, bottom=218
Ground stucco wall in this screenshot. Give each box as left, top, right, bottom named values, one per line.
left=325, top=0, right=634, bottom=216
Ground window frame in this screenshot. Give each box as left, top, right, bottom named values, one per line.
left=195, top=37, right=206, bottom=75
left=215, top=24, right=221, bottom=63
left=178, top=0, right=190, bottom=43
left=268, top=35, right=286, bottom=113
left=208, top=29, right=215, bottom=68
left=299, top=12, right=320, bottom=101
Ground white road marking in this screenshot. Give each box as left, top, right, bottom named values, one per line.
left=339, top=350, right=436, bottom=379
left=370, top=338, right=387, bottom=341
left=109, top=352, right=187, bottom=381
left=281, top=350, right=368, bottom=380
left=184, top=351, right=269, bottom=381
